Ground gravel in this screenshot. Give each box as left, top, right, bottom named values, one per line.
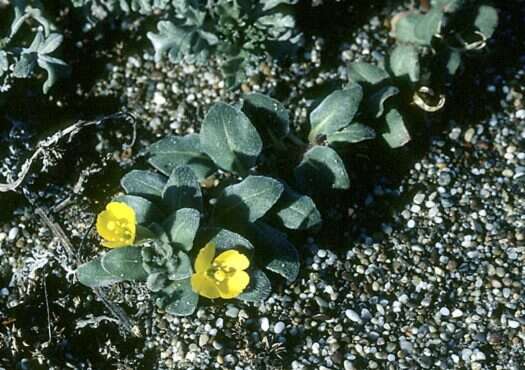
left=1, top=1, right=524, bottom=370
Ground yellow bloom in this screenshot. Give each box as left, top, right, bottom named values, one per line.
left=96, top=201, right=136, bottom=248
left=191, top=243, right=250, bottom=299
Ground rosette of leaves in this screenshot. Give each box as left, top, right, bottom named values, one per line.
left=0, top=0, right=68, bottom=94
left=342, top=1, right=498, bottom=147
left=387, top=0, right=498, bottom=110
left=76, top=161, right=310, bottom=315
left=147, top=0, right=302, bottom=87
left=147, top=99, right=326, bottom=281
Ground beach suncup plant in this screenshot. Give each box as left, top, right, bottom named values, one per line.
left=76, top=87, right=383, bottom=315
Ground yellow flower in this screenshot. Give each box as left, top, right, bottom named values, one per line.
left=191, top=243, right=250, bottom=299
left=96, top=201, right=136, bottom=248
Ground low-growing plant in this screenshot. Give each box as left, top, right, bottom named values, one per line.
left=70, top=0, right=302, bottom=88
left=0, top=0, right=69, bottom=94
left=343, top=0, right=498, bottom=148
left=76, top=87, right=386, bottom=315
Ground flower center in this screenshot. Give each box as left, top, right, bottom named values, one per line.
left=208, top=262, right=235, bottom=285
left=106, top=218, right=133, bottom=242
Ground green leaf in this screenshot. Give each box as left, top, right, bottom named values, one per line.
left=475, top=5, right=498, bottom=39
left=13, top=53, right=37, bottom=78
left=148, top=134, right=216, bottom=180
left=156, top=279, right=199, bottom=316
left=195, top=227, right=254, bottom=252
left=272, top=184, right=322, bottom=230
left=76, top=257, right=123, bottom=288
left=308, top=85, right=363, bottom=143
left=146, top=272, right=168, bottom=292
left=162, top=166, right=203, bottom=211
left=114, top=195, right=163, bottom=224
left=141, top=237, right=173, bottom=274
left=101, top=247, right=148, bottom=281
left=347, top=62, right=389, bottom=84
left=147, top=20, right=218, bottom=64
left=37, top=55, right=69, bottom=94
left=367, top=86, right=399, bottom=118
left=237, top=269, right=272, bottom=303
left=222, top=55, right=247, bottom=89
left=414, top=9, right=444, bottom=45
left=166, top=250, right=193, bottom=280
left=135, top=225, right=157, bottom=244
left=382, top=108, right=411, bottom=148
left=447, top=50, right=462, bottom=75
left=0, top=51, right=9, bottom=77
left=163, top=208, right=200, bottom=252
left=393, top=13, right=425, bottom=44
left=326, top=123, right=376, bottom=145
left=214, top=176, right=284, bottom=224
left=121, top=170, right=167, bottom=202
left=294, top=146, right=350, bottom=192
left=248, top=222, right=299, bottom=282
left=431, top=0, right=463, bottom=12
left=389, top=44, right=420, bottom=82
left=242, top=93, right=290, bottom=139
left=200, top=102, right=263, bottom=175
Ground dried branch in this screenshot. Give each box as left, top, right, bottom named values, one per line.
left=0, top=112, right=136, bottom=193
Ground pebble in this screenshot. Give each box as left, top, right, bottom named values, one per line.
left=8, top=227, right=19, bottom=241
left=273, top=321, right=285, bottom=334
left=260, top=317, right=270, bottom=332
left=345, top=309, right=362, bottom=323
left=225, top=306, right=239, bottom=318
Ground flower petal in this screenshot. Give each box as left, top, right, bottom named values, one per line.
left=214, top=250, right=250, bottom=271
left=194, top=243, right=215, bottom=273
left=96, top=202, right=137, bottom=248
left=107, top=201, right=136, bottom=224
left=217, top=270, right=250, bottom=299
left=101, top=239, right=128, bottom=248
left=191, top=272, right=220, bottom=299
left=96, top=210, right=116, bottom=241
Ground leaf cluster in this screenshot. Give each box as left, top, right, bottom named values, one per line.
left=0, top=0, right=69, bottom=94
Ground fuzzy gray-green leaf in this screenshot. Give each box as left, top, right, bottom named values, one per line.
left=347, top=62, right=389, bottom=84
left=0, top=51, right=9, bottom=77
left=163, top=208, right=200, bottom=252
left=414, top=9, right=443, bottom=45
left=156, top=279, right=198, bottom=316
left=121, top=170, right=166, bottom=202
left=326, top=123, right=376, bottom=145
left=249, top=222, right=299, bottom=282
left=114, top=195, right=163, bottom=224
left=166, top=250, right=193, bottom=281
left=308, top=85, right=363, bottom=143
left=242, top=93, right=290, bottom=139
left=77, top=257, right=124, bottom=288
left=447, top=50, right=462, bottom=75
left=389, top=44, right=420, bottom=82
left=475, top=5, right=498, bottom=39
left=383, top=108, right=411, bottom=148
left=273, top=185, right=322, bottom=230
left=214, top=176, right=284, bottom=224
left=294, top=146, right=350, bottom=192
left=146, top=272, right=168, bottom=292
left=162, top=166, right=203, bottom=211
left=367, top=85, right=399, bottom=118
left=393, top=13, right=425, bottom=44
left=195, top=227, right=254, bottom=252
left=148, top=134, right=216, bottom=180
left=237, top=269, right=272, bottom=303
left=101, top=247, right=148, bottom=281
left=200, top=102, right=263, bottom=175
